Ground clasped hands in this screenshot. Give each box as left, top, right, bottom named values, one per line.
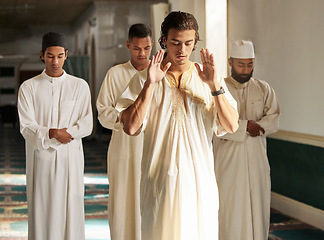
left=49, top=128, right=73, bottom=144
left=247, top=120, right=265, bottom=137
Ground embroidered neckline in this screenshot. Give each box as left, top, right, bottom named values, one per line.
left=165, top=63, right=195, bottom=131
left=165, top=62, right=195, bottom=89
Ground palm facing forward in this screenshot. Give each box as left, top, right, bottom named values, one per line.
left=195, top=48, right=219, bottom=90
left=147, top=50, right=171, bottom=84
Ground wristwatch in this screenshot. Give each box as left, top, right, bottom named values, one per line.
left=211, top=87, right=225, bottom=96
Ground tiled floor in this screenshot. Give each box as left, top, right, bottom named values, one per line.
left=0, top=124, right=323, bottom=240
left=0, top=124, right=110, bottom=240
left=269, top=209, right=324, bottom=240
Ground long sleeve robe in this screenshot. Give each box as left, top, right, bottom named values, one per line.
left=96, top=61, right=143, bottom=240
left=17, top=70, right=93, bottom=240
left=213, top=76, right=280, bottom=240
left=116, top=63, right=237, bottom=240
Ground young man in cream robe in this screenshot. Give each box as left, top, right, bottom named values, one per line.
left=96, top=24, right=153, bottom=240
left=17, top=32, right=93, bottom=240
left=213, top=40, right=280, bottom=240
left=116, top=12, right=239, bottom=240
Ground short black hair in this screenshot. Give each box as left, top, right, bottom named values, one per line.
left=128, top=24, right=152, bottom=41
left=158, top=11, right=200, bottom=50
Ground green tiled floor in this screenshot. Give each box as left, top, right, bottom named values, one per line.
left=268, top=209, right=324, bottom=239
left=271, top=229, right=324, bottom=240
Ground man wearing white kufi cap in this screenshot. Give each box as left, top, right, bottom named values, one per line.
left=213, top=40, right=280, bottom=240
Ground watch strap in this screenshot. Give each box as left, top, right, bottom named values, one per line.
left=211, top=87, right=225, bottom=96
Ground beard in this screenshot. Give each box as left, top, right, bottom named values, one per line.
left=231, top=68, right=253, bottom=84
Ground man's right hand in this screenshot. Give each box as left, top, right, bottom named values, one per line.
left=147, top=50, right=171, bottom=84
left=49, top=128, right=73, bottom=144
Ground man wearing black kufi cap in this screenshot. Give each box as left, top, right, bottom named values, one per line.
left=17, top=32, right=93, bottom=240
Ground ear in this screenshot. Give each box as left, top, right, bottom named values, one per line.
left=65, top=50, right=68, bottom=60
left=228, top=58, right=233, bottom=67
left=162, top=36, right=167, bottom=47
left=40, top=50, right=44, bottom=61
left=126, top=40, right=130, bottom=50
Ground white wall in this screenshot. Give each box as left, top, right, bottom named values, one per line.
left=205, top=0, right=227, bottom=78
left=228, top=0, right=324, bottom=136
left=151, top=3, right=171, bottom=53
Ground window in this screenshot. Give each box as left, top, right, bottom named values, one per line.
left=0, top=67, right=15, bottom=77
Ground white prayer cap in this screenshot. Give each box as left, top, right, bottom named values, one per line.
left=230, top=40, right=255, bottom=59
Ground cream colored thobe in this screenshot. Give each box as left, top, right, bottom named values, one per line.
left=96, top=61, right=143, bottom=240
left=116, top=63, right=237, bottom=240
left=17, top=70, right=93, bottom=240
left=213, top=76, right=280, bottom=240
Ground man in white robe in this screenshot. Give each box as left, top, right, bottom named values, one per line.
left=213, top=40, right=280, bottom=240
left=17, top=32, right=93, bottom=240
left=116, top=12, right=239, bottom=240
left=96, top=24, right=153, bottom=240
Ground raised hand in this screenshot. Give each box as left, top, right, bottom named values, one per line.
left=147, top=50, right=171, bottom=84
left=195, top=48, right=219, bottom=90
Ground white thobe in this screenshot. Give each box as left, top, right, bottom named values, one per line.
left=213, top=76, right=280, bottom=240
left=17, top=70, right=93, bottom=240
left=96, top=61, right=142, bottom=240
left=117, top=63, right=237, bottom=240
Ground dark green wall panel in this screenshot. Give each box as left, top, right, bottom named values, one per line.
left=267, top=138, right=324, bottom=210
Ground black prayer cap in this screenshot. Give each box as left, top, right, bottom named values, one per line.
left=42, top=32, right=66, bottom=51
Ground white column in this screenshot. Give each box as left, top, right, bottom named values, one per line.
left=150, top=3, right=170, bottom=53
left=205, top=0, right=228, bottom=78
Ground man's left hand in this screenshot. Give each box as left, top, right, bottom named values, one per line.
left=195, top=48, right=220, bottom=91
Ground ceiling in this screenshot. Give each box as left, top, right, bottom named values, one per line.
left=0, top=0, right=162, bottom=44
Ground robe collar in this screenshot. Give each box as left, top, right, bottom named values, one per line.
left=229, top=76, right=250, bottom=89
left=128, top=60, right=151, bottom=72
left=128, top=60, right=138, bottom=71
left=166, top=62, right=194, bottom=88
left=41, top=69, right=67, bottom=83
